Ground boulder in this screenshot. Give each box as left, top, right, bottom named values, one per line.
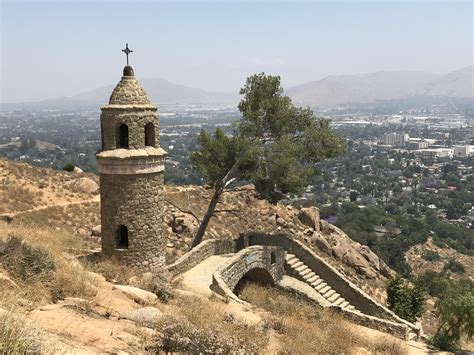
left=91, top=225, right=101, bottom=237
left=276, top=217, right=286, bottom=227
left=298, top=207, right=320, bottom=231
left=342, top=250, right=376, bottom=278
left=312, top=234, right=332, bottom=255
left=172, top=213, right=197, bottom=234
left=113, top=285, right=158, bottom=304
left=74, top=177, right=99, bottom=194
left=332, top=243, right=346, bottom=260
left=77, top=228, right=88, bottom=236
left=358, top=245, right=380, bottom=271
left=120, top=307, right=163, bottom=326
left=73, top=166, right=83, bottom=173
left=320, top=220, right=336, bottom=234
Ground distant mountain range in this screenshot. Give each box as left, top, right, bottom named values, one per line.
left=287, top=66, right=473, bottom=107
left=2, top=66, right=472, bottom=109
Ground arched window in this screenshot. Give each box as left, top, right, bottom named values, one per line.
left=116, top=225, right=128, bottom=249
left=145, top=123, right=155, bottom=147
left=270, top=251, right=276, bottom=264
left=117, top=124, right=129, bottom=148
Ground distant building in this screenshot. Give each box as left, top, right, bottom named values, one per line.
left=415, top=148, right=454, bottom=158
left=382, top=133, right=409, bottom=146
left=428, top=132, right=450, bottom=140
left=407, top=140, right=429, bottom=150
left=454, top=145, right=474, bottom=158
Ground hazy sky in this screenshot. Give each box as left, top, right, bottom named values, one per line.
left=1, top=1, right=473, bottom=103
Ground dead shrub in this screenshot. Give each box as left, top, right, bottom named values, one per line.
left=147, top=295, right=267, bottom=354
left=0, top=311, right=45, bottom=354
left=0, top=236, right=55, bottom=283
left=240, top=282, right=383, bottom=355
left=135, top=270, right=174, bottom=303
left=368, top=336, right=409, bottom=354
left=88, top=257, right=135, bottom=284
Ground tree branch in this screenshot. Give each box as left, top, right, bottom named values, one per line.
left=164, top=198, right=200, bottom=224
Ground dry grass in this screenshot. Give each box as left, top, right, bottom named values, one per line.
left=147, top=294, right=268, bottom=353
left=0, top=311, right=46, bottom=354
left=0, top=221, right=98, bottom=309
left=240, top=282, right=408, bottom=355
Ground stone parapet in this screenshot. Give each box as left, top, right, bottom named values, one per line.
left=97, top=148, right=166, bottom=175
left=166, top=239, right=235, bottom=277
left=211, top=246, right=285, bottom=301
left=237, top=232, right=420, bottom=336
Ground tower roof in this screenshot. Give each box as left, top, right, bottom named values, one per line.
left=108, top=66, right=151, bottom=106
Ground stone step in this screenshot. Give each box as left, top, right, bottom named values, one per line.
left=312, top=279, right=324, bottom=287
left=323, top=289, right=336, bottom=299
left=340, top=301, right=350, bottom=309
left=300, top=268, right=312, bottom=277
left=346, top=305, right=356, bottom=311
left=306, top=275, right=319, bottom=283
left=327, top=293, right=341, bottom=303
left=290, top=260, right=304, bottom=268
left=319, top=285, right=331, bottom=295
left=314, top=282, right=327, bottom=291
left=295, top=265, right=308, bottom=273
left=333, top=298, right=345, bottom=307
left=286, top=253, right=296, bottom=261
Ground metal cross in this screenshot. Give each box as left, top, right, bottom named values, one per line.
left=122, top=43, right=133, bottom=65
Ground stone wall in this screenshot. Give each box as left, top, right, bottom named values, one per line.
left=166, top=239, right=235, bottom=277
left=101, top=107, right=160, bottom=151
left=100, top=171, right=165, bottom=269
left=237, top=232, right=419, bottom=333
left=277, top=279, right=410, bottom=339
left=211, top=246, right=285, bottom=301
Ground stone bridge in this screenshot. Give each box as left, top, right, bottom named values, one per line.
left=166, top=232, right=421, bottom=340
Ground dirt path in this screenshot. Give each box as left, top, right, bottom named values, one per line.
left=179, top=255, right=233, bottom=296
left=1, top=195, right=100, bottom=219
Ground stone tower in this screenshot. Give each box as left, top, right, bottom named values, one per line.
left=96, top=65, right=167, bottom=269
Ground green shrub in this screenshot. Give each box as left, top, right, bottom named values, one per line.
left=431, top=279, right=473, bottom=351
left=422, top=250, right=441, bottom=262
left=386, top=274, right=425, bottom=323
left=62, top=163, right=75, bottom=172
left=443, top=258, right=465, bottom=274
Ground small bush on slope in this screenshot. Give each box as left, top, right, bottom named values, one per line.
left=0, top=221, right=97, bottom=308
left=0, top=311, right=45, bottom=354
left=148, top=295, right=268, bottom=353
left=387, top=274, right=425, bottom=323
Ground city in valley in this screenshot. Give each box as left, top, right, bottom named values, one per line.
left=1, top=1, right=472, bottom=353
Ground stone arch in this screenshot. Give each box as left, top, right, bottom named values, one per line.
left=233, top=267, right=275, bottom=295
left=117, top=124, right=129, bottom=148
left=144, top=122, right=155, bottom=147
left=116, top=225, right=129, bottom=249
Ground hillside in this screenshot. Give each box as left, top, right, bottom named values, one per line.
left=0, top=158, right=393, bottom=301
left=287, top=66, right=474, bottom=107
left=0, top=158, right=466, bottom=353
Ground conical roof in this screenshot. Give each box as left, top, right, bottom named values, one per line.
left=108, top=66, right=151, bottom=105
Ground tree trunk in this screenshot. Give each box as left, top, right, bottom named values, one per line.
left=190, top=162, right=239, bottom=250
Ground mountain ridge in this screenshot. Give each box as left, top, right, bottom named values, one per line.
left=1, top=66, right=472, bottom=109
left=287, top=66, right=473, bottom=107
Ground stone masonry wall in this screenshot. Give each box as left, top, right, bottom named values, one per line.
left=100, top=171, right=165, bottom=269
left=101, top=108, right=160, bottom=151
left=237, top=232, right=418, bottom=333
left=211, top=246, right=285, bottom=300
left=166, top=239, right=235, bottom=277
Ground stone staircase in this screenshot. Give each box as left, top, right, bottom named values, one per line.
left=286, top=253, right=357, bottom=312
